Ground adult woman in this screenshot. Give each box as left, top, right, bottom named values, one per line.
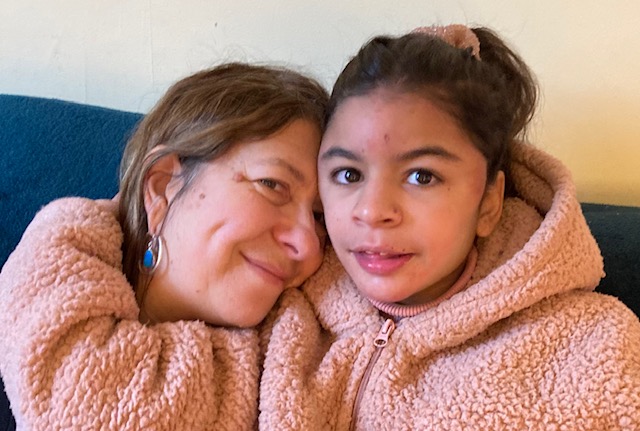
left=0, top=62, right=328, bottom=430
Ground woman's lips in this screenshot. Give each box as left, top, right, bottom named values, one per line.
left=243, top=255, right=289, bottom=287
left=353, top=250, right=412, bottom=275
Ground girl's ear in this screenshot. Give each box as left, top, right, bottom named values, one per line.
left=476, top=170, right=505, bottom=238
left=143, top=150, right=183, bottom=235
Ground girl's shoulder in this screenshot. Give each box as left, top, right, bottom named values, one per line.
left=513, top=289, right=640, bottom=352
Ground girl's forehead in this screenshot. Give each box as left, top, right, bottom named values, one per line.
left=332, top=89, right=453, bottom=126
left=326, top=92, right=461, bottom=139
left=321, top=90, right=485, bottom=166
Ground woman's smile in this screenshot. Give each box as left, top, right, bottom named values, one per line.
left=242, top=253, right=290, bottom=287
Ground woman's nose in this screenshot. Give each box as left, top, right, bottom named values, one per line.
left=352, top=181, right=402, bottom=228
left=274, top=207, right=322, bottom=262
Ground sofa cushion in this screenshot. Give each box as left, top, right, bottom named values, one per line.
left=0, top=94, right=142, bottom=267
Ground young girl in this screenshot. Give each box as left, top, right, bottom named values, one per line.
left=259, top=25, right=640, bottom=429
left=0, top=63, right=328, bottom=430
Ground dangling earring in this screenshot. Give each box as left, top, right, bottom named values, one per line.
left=140, top=234, right=164, bottom=275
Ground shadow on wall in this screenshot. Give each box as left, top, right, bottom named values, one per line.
left=540, top=93, right=640, bottom=206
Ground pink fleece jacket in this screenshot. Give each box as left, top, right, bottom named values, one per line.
left=259, top=142, right=640, bottom=430
left=0, top=199, right=259, bottom=430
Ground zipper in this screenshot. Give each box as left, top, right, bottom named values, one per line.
left=349, top=318, right=395, bottom=431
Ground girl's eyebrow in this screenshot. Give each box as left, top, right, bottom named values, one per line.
left=320, top=145, right=461, bottom=162
left=320, top=146, right=359, bottom=161
left=398, top=146, right=462, bottom=162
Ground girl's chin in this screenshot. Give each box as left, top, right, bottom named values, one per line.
left=356, top=284, right=412, bottom=304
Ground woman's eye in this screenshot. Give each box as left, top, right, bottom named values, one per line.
left=259, top=178, right=280, bottom=190
left=407, top=169, right=435, bottom=186
left=313, top=211, right=325, bottom=226
left=332, top=168, right=362, bottom=184
left=256, top=178, right=290, bottom=204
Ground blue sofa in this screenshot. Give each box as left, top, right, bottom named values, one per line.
left=0, top=94, right=638, bottom=429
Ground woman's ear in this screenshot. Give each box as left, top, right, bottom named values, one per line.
left=143, top=151, right=183, bottom=235
left=476, top=170, right=505, bottom=238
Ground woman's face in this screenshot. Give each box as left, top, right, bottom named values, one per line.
left=318, top=90, right=503, bottom=305
left=144, top=119, right=324, bottom=327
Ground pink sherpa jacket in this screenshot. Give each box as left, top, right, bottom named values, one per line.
left=259, top=142, right=640, bottom=430
left=0, top=199, right=259, bottom=430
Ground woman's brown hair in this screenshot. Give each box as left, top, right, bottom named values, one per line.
left=118, top=63, right=328, bottom=290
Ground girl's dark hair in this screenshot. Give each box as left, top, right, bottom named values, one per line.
left=326, top=27, right=538, bottom=193
left=119, top=63, right=328, bottom=290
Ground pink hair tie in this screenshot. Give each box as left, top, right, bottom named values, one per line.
left=412, top=24, right=481, bottom=60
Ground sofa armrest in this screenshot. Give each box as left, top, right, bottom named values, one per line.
left=582, top=203, right=640, bottom=317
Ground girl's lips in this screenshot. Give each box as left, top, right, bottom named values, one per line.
left=353, top=251, right=412, bottom=275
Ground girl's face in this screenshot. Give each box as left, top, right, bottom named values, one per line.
left=144, top=119, right=325, bottom=327
left=319, top=89, right=504, bottom=305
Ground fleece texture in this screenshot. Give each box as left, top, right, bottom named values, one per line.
left=0, top=199, right=259, bottom=431
left=259, top=141, right=640, bottom=430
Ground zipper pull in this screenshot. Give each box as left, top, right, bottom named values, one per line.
left=373, top=318, right=395, bottom=348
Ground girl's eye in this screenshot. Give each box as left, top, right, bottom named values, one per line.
left=332, top=168, right=362, bottom=184
left=407, top=169, right=435, bottom=186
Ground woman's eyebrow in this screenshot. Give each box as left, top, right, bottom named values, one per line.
left=260, top=158, right=306, bottom=183
left=320, top=147, right=360, bottom=161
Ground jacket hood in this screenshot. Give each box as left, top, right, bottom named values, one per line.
left=303, top=141, right=604, bottom=354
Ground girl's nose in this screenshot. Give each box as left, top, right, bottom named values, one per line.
left=352, top=182, right=402, bottom=228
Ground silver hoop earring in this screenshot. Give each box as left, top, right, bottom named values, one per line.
left=140, top=234, right=164, bottom=275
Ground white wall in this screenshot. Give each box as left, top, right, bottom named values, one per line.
left=2, top=0, right=639, bottom=205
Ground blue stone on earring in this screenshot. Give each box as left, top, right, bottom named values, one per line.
left=140, top=234, right=163, bottom=275
left=143, top=249, right=154, bottom=269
